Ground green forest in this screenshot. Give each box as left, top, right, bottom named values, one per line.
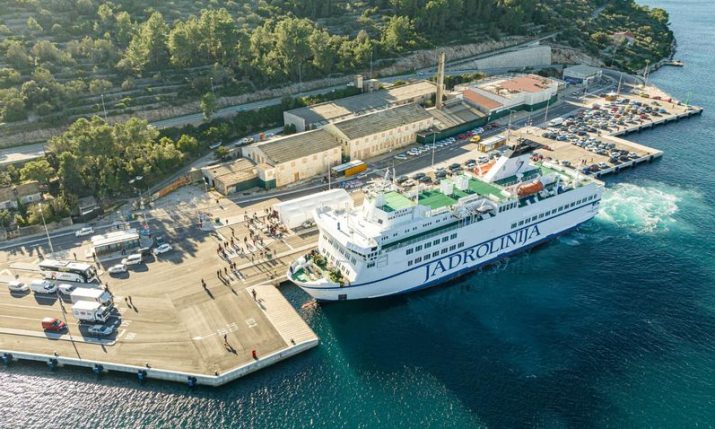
left=0, top=0, right=672, bottom=127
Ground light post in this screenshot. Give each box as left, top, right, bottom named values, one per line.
left=39, top=203, right=54, bottom=254
left=129, top=175, right=144, bottom=210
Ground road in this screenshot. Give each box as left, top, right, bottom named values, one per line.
left=0, top=142, right=45, bottom=167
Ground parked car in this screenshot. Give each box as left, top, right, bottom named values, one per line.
left=75, top=227, right=94, bottom=237
left=7, top=280, right=28, bottom=293
left=42, top=317, right=66, bottom=332
left=393, top=154, right=407, bottom=160
left=31, top=279, right=57, bottom=294
left=121, top=254, right=142, bottom=266
left=88, top=324, right=115, bottom=337
left=108, top=264, right=128, bottom=275
left=153, top=243, right=172, bottom=255
left=58, top=283, right=77, bottom=296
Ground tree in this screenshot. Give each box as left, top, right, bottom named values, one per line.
left=381, top=16, right=417, bottom=53
left=20, top=159, right=54, bottom=186
left=118, top=12, right=169, bottom=74
left=5, top=41, right=32, bottom=70
left=176, top=134, right=199, bottom=155
left=26, top=17, right=44, bottom=34
left=274, top=18, right=315, bottom=82
left=214, top=146, right=230, bottom=161
left=201, top=92, right=218, bottom=120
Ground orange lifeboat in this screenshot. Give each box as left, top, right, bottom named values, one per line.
left=516, top=180, right=544, bottom=197
left=474, top=160, right=495, bottom=176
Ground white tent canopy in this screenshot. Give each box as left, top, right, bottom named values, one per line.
left=273, top=189, right=353, bottom=229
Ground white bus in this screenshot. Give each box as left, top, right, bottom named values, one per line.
left=39, top=259, right=98, bottom=283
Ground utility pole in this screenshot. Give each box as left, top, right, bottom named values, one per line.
left=431, top=133, right=436, bottom=168
left=39, top=203, right=54, bottom=254
left=101, top=94, right=108, bottom=121
left=544, top=97, right=550, bottom=123
left=617, top=72, right=623, bottom=95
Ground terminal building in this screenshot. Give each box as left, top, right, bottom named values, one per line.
left=562, top=65, right=602, bottom=86
left=324, top=103, right=433, bottom=160
left=460, top=74, right=559, bottom=119
left=283, top=80, right=436, bottom=132
left=242, top=129, right=342, bottom=188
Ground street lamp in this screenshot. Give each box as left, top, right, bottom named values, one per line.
left=129, top=175, right=144, bottom=210
left=39, top=203, right=54, bottom=254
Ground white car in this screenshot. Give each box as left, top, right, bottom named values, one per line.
left=393, top=154, right=407, bottom=160
left=7, top=280, right=28, bottom=292
left=88, top=324, right=115, bottom=337
left=58, top=283, right=77, bottom=295
left=108, top=263, right=128, bottom=274
left=75, top=227, right=94, bottom=237
left=153, top=243, right=173, bottom=255
left=121, top=254, right=142, bottom=266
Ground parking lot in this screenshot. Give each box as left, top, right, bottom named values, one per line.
left=0, top=195, right=320, bottom=377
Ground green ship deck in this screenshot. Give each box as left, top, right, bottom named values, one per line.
left=381, top=177, right=504, bottom=212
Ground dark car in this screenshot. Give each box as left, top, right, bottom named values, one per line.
left=396, top=175, right=408, bottom=184
left=419, top=176, right=432, bottom=184
left=449, top=163, right=461, bottom=170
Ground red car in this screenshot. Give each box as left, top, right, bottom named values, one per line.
left=42, top=317, right=66, bottom=332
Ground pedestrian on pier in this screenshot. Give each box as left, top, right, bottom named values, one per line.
left=223, top=334, right=228, bottom=346
left=252, top=289, right=257, bottom=301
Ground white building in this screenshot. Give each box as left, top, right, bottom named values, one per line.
left=562, top=65, right=602, bottom=86
left=462, top=74, right=560, bottom=115
left=273, top=189, right=353, bottom=229
left=324, top=104, right=434, bottom=160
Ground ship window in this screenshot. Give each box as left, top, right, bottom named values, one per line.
left=424, top=242, right=431, bottom=249
left=442, top=237, right=448, bottom=243
left=424, top=254, right=431, bottom=261
left=433, top=239, right=440, bottom=245
left=518, top=220, right=524, bottom=226
left=367, top=262, right=375, bottom=268
left=441, top=248, right=448, bottom=254
left=433, top=251, right=439, bottom=257
left=406, top=248, right=414, bottom=255
left=408, top=260, right=413, bottom=266
left=449, top=245, right=456, bottom=251
left=531, top=216, right=537, bottom=222
left=570, top=202, right=575, bottom=207
left=450, top=233, right=457, bottom=239
left=415, top=257, right=422, bottom=263
left=539, top=213, right=544, bottom=219
left=511, top=223, right=517, bottom=229
left=458, top=242, right=464, bottom=248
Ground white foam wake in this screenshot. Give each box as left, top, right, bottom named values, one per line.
left=597, top=182, right=683, bottom=234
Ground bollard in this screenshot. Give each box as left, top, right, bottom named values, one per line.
left=137, top=369, right=147, bottom=383
left=1, top=353, right=12, bottom=366
left=187, top=376, right=197, bottom=388
left=47, top=358, right=58, bottom=370
left=93, top=364, right=104, bottom=376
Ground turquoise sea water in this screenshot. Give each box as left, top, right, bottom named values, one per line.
left=2, top=1, right=715, bottom=427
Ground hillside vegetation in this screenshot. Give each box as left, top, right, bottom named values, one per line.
left=0, top=0, right=672, bottom=134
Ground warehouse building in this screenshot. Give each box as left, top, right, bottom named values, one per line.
left=201, top=158, right=260, bottom=195
left=242, top=129, right=342, bottom=188
left=283, top=81, right=436, bottom=132
left=324, top=103, right=434, bottom=160
left=417, top=98, right=488, bottom=143
left=461, top=74, right=559, bottom=118
left=562, top=65, right=602, bottom=86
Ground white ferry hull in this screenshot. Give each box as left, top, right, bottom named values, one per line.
left=293, top=197, right=600, bottom=301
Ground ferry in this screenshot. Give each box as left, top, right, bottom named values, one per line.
left=288, top=139, right=604, bottom=301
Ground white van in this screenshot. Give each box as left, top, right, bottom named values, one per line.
left=121, top=254, right=142, bottom=266
left=30, top=279, right=57, bottom=294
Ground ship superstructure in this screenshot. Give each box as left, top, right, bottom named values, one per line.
left=288, top=140, right=603, bottom=301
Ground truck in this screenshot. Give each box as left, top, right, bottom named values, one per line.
left=72, top=301, right=112, bottom=323
left=330, top=160, right=367, bottom=178
left=70, top=288, right=113, bottom=306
